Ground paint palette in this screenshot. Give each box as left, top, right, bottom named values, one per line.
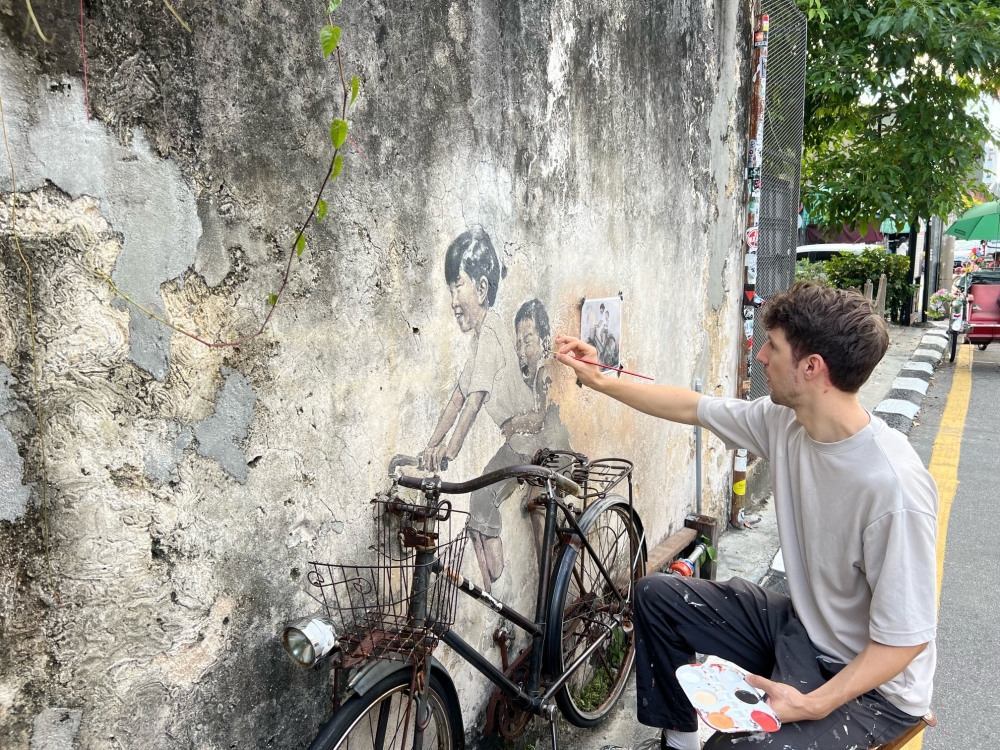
left=675, top=656, right=781, bottom=734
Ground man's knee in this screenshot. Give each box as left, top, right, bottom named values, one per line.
left=635, top=573, right=694, bottom=616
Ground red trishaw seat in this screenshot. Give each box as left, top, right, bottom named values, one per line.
left=968, top=284, right=1000, bottom=324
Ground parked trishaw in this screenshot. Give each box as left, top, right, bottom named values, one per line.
left=945, top=201, right=1000, bottom=361
left=949, top=268, right=1000, bottom=362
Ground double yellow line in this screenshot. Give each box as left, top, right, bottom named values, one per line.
left=904, top=343, right=974, bottom=750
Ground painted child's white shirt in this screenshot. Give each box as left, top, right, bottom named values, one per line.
left=458, top=309, right=533, bottom=429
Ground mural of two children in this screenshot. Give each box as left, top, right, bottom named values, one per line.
left=418, top=228, right=571, bottom=594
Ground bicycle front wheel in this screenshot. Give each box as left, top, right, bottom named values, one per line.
left=308, top=667, right=462, bottom=750
left=544, top=499, right=644, bottom=727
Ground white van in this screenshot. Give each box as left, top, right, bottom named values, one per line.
left=795, top=244, right=869, bottom=263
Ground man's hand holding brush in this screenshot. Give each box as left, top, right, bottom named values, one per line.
left=553, top=335, right=703, bottom=426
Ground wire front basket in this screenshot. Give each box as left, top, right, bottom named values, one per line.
left=308, top=497, right=468, bottom=668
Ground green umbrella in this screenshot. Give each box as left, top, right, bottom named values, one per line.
left=944, top=201, right=1000, bottom=240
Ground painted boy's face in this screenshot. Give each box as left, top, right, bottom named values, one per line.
left=516, top=318, right=544, bottom=379
left=448, top=270, right=488, bottom=333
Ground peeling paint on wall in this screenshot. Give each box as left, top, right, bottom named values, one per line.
left=193, top=368, right=256, bottom=484
left=29, top=708, right=82, bottom=750
left=0, top=365, right=29, bottom=522
left=138, top=419, right=193, bottom=485
left=0, top=48, right=201, bottom=382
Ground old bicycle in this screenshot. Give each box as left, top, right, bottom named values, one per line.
left=281, top=450, right=646, bottom=750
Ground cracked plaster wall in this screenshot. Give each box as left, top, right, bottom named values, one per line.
left=0, top=0, right=752, bottom=747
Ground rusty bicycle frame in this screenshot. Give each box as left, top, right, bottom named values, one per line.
left=310, top=450, right=643, bottom=750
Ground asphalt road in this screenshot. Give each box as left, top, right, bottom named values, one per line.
left=909, top=343, right=1000, bottom=750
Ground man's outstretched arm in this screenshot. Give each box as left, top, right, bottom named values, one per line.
left=554, top=335, right=702, bottom=426
left=746, top=640, right=929, bottom=723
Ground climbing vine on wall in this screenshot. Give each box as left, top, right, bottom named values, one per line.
left=1, top=0, right=361, bottom=602
left=97, top=0, right=361, bottom=348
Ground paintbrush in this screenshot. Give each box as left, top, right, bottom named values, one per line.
left=549, top=350, right=654, bottom=381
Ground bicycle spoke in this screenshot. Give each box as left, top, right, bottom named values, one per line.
left=390, top=691, right=412, bottom=750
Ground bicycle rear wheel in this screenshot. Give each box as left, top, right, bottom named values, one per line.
left=544, top=498, right=644, bottom=727
left=308, top=668, right=463, bottom=750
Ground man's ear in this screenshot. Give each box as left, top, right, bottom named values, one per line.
left=475, top=276, right=490, bottom=305
left=802, top=353, right=829, bottom=382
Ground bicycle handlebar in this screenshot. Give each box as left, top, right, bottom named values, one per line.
left=397, top=464, right=582, bottom=498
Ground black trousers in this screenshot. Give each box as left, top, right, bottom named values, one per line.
left=633, top=575, right=921, bottom=749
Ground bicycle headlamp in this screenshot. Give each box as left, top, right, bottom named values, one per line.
left=281, top=616, right=339, bottom=668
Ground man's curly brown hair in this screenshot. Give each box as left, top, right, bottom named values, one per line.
left=760, top=282, right=889, bottom=393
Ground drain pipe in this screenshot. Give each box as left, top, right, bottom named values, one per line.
left=695, top=378, right=703, bottom=515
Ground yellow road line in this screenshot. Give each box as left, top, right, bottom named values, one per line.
left=903, top=343, right=973, bottom=750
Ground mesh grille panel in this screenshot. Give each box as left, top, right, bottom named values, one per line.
left=749, top=0, right=808, bottom=400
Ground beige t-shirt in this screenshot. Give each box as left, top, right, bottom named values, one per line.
left=698, top=396, right=938, bottom=716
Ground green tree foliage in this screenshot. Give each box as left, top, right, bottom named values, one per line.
left=799, top=0, right=1000, bottom=231
left=824, top=248, right=916, bottom=321
left=795, top=258, right=829, bottom=284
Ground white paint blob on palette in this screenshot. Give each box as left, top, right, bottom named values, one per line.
left=675, top=656, right=781, bottom=734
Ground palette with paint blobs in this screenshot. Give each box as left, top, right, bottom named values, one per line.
left=675, top=656, right=781, bottom=734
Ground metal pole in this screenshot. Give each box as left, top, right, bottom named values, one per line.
left=732, top=10, right=769, bottom=529
left=695, top=378, right=702, bottom=515
left=920, top=224, right=932, bottom=323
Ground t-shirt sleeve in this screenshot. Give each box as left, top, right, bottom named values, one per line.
left=696, top=396, right=775, bottom=460
left=467, top=326, right=503, bottom=397
left=863, top=509, right=938, bottom=646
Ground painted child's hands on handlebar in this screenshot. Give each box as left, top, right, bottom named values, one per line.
left=419, top=443, right=451, bottom=473
left=553, top=335, right=604, bottom=389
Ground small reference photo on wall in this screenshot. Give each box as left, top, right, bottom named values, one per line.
left=581, top=296, right=622, bottom=373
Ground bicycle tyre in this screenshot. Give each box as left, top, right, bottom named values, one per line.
left=307, top=667, right=463, bottom=750
left=544, top=498, right=644, bottom=728
left=950, top=329, right=958, bottom=362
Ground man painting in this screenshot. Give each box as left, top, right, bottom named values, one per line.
left=555, top=283, right=937, bottom=750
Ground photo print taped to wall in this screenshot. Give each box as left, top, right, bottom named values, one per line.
left=581, top=297, right=622, bottom=373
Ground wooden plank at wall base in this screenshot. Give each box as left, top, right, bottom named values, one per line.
left=685, top=514, right=719, bottom=581
left=645, top=527, right=699, bottom=574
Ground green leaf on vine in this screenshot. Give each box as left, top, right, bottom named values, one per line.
left=330, top=119, right=348, bottom=148
left=351, top=75, right=359, bottom=105
left=268, top=294, right=279, bottom=306
left=327, top=0, right=342, bottom=12
left=296, top=234, right=306, bottom=257
left=321, top=25, right=341, bottom=57
left=332, top=153, right=343, bottom=179
left=317, top=199, right=328, bottom=223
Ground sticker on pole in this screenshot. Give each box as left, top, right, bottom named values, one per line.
left=745, top=226, right=758, bottom=250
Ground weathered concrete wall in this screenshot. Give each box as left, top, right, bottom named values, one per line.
left=0, top=0, right=751, bottom=746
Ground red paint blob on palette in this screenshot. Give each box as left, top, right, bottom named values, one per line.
left=751, top=710, right=779, bottom=732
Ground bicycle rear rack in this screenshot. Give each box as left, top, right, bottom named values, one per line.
left=534, top=449, right=634, bottom=503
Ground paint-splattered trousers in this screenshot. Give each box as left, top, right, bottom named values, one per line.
left=633, top=575, right=922, bottom=749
